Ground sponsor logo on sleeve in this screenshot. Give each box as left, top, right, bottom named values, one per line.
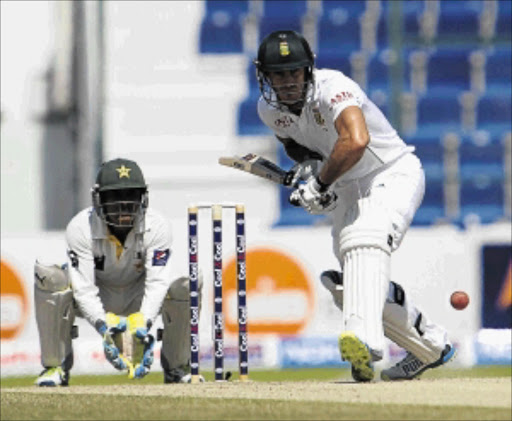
left=329, top=91, right=354, bottom=110
left=152, top=249, right=170, bottom=266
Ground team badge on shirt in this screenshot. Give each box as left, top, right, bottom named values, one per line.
left=312, top=106, right=326, bottom=128
left=152, top=249, right=170, bottom=266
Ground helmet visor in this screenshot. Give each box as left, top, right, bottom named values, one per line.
left=99, top=189, right=145, bottom=228
left=259, top=67, right=312, bottom=110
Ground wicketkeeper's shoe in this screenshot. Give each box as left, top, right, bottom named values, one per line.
left=339, top=331, right=375, bottom=382
left=380, top=344, right=456, bottom=381
left=164, top=366, right=205, bottom=384
left=35, top=367, right=69, bottom=387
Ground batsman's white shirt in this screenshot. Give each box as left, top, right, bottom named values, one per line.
left=258, top=68, right=414, bottom=187
left=66, top=207, right=173, bottom=328
left=258, top=68, right=425, bottom=249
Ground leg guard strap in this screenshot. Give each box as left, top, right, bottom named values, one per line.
left=383, top=281, right=449, bottom=364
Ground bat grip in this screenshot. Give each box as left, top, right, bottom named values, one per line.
left=283, top=171, right=295, bottom=187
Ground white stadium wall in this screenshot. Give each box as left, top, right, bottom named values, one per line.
left=1, top=220, right=510, bottom=377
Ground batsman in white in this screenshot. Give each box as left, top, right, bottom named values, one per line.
left=254, top=30, right=455, bottom=382
left=34, top=158, right=204, bottom=386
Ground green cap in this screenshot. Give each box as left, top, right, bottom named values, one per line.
left=95, top=158, right=147, bottom=192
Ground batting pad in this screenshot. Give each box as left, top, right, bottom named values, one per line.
left=383, top=282, right=449, bottom=364
left=339, top=197, right=393, bottom=359
left=342, top=246, right=389, bottom=359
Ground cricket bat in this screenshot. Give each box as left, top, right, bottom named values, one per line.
left=218, top=153, right=293, bottom=186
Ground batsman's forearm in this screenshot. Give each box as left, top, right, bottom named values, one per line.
left=318, top=138, right=366, bottom=185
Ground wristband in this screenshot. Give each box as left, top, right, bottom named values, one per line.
left=95, top=319, right=107, bottom=335
left=315, top=176, right=331, bottom=193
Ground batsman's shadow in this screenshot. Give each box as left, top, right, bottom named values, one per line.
left=330, top=380, right=358, bottom=384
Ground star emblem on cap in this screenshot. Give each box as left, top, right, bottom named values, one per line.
left=116, top=165, right=131, bottom=178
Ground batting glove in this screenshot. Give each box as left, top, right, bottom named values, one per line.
left=289, top=176, right=338, bottom=214
left=286, top=159, right=322, bottom=187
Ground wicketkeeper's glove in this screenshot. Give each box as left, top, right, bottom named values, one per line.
left=126, top=312, right=154, bottom=379
left=95, top=313, right=130, bottom=371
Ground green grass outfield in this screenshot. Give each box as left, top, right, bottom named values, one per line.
left=2, top=366, right=511, bottom=420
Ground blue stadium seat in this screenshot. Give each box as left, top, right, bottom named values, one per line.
left=485, top=47, right=512, bottom=94
left=436, top=0, right=484, bottom=42
left=367, top=51, right=392, bottom=91
left=258, top=0, right=309, bottom=42
left=205, top=0, right=248, bottom=15
left=407, top=134, right=447, bottom=225
left=321, top=0, right=367, bottom=15
left=413, top=173, right=446, bottom=226
left=476, top=92, right=512, bottom=135
left=457, top=131, right=506, bottom=224
left=416, top=93, right=461, bottom=129
left=496, top=0, right=512, bottom=40
left=374, top=13, right=389, bottom=49
left=459, top=132, right=504, bottom=170
left=261, top=0, right=308, bottom=18
left=402, top=47, right=429, bottom=93
left=459, top=171, right=505, bottom=224
left=410, top=137, right=444, bottom=177
left=199, top=0, right=249, bottom=53
left=426, top=46, right=474, bottom=95
left=369, top=89, right=390, bottom=118
left=315, top=53, right=351, bottom=74
left=317, top=1, right=366, bottom=56
left=402, top=0, right=427, bottom=42
left=318, top=49, right=392, bottom=89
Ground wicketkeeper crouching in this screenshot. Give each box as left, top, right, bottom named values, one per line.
left=34, top=158, right=204, bottom=386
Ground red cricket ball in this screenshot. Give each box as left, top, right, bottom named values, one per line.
left=450, top=291, right=470, bottom=310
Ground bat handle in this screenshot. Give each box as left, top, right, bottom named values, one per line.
left=283, top=171, right=295, bottom=187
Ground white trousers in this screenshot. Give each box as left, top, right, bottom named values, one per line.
left=329, top=152, right=449, bottom=362
left=331, top=152, right=425, bottom=258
